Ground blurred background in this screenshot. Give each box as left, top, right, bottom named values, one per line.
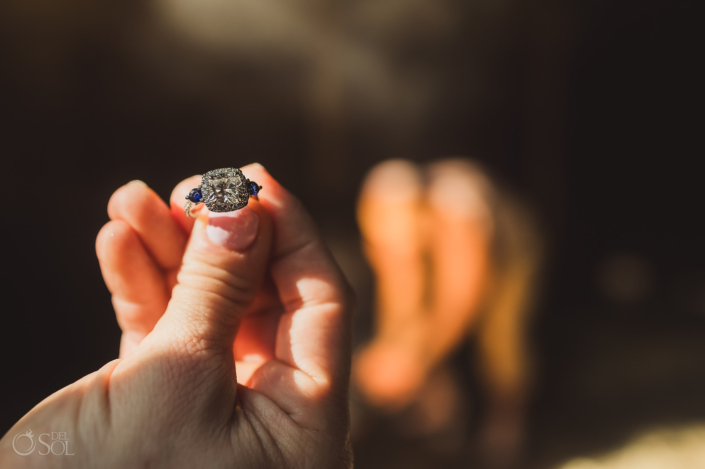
left=0, top=0, right=702, bottom=467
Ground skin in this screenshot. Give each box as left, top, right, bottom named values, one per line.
left=353, top=159, right=539, bottom=467
left=353, top=159, right=494, bottom=409
left=0, top=164, right=354, bottom=468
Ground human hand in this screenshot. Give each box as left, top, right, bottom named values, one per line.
left=1, top=164, right=353, bottom=468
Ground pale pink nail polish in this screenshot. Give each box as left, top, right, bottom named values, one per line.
left=206, top=207, right=259, bottom=252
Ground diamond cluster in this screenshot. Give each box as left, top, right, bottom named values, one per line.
left=200, top=167, right=250, bottom=212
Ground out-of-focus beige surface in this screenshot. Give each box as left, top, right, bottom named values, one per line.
left=557, top=425, right=705, bottom=469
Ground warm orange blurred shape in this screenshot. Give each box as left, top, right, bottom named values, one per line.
left=557, top=425, right=705, bottom=469
left=352, top=158, right=542, bottom=467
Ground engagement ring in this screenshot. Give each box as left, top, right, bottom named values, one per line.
left=185, top=168, right=262, bottom=218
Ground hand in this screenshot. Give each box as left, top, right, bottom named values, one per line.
left=1, top=164, right=354, bottom=469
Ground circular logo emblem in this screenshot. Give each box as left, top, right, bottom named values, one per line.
left=12, top=429, right=36, bottom=456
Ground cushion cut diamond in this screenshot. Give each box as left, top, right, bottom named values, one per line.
left=201, top=168, right=250, bottom=212
left=205, top=177, right=240, bottom=205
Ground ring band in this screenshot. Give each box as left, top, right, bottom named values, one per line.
left=184, top=167, right=262, bottom=218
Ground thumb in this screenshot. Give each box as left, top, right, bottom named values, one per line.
left=154, top=200, right=272, bottom=355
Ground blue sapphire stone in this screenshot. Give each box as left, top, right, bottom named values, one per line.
left=247, top=181, right=261, bottom=196
left=187, top=188, right=202, bottom=203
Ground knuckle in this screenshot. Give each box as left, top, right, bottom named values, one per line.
left=107, top=183, right=153, bottom=221
left=177, top=261, right=256, bottom=310
left=96, top=220, right=131, bottom=261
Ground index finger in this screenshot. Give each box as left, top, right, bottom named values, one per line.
left=241, top=164, right=353, bottom=401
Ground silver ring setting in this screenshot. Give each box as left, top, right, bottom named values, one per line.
left=185, top=167, right=262, bottom=218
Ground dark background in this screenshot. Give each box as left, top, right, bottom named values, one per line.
left=0, top=0, right=701, bottom=467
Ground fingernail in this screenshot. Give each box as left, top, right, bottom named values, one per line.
left=128, top=180, right=147, bottom=187
left=206, top=207, right=260, bottom=252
